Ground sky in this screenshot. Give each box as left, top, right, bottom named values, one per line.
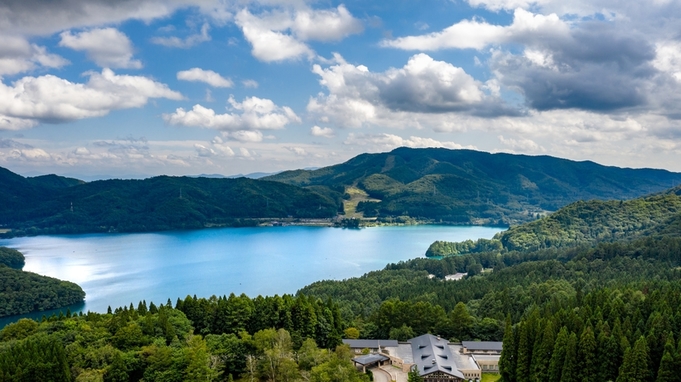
left=1, top=0, right=681, bottom=180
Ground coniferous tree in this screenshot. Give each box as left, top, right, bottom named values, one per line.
left=500, top=316, right=517, bottom=382
left=531, top=319, right=555, bottom=382
left=515, top=322, right=532, bottom=382
left=617, top=336, right=650, bottom=382
left=560, top=332, right=578, bottom=382
left=655, top=337, right=677, bottom=382
left=548, top=327, right=568, bottom=382
left=578, top=326, right=597, bottom=382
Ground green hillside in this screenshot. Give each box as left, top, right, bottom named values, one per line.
left=427, top=186, right=681, bottom=256
left=265, top=147, right=681, bottom=225
left=0, top=169, right=342, bottom=236
left=0, top=248, right=85, bottom=317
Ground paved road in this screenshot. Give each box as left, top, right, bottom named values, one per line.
left=369, top=367, right=391, bottom=382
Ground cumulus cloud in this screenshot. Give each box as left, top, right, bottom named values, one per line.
left=0, top=36, right=69, bottom=76
left=310, top=125, right=334, bottom=138
left=307, top=53, right=516, bottom=129
left=235, top=5, right=362, bottom=62
left=235, top=9, right=314, bottom=62
left=177, top=67, right=233, bottom=88
left=151, top=23, right=211, bottom=48
left=0, top=69, right=182, bottom=128
left=344, top=133, right=473, bottom=151
left=59, top=28, right=142, bottom=69
left=163, top=95, right=300, bottom=131
left=381, top=8, right=568, bottom=51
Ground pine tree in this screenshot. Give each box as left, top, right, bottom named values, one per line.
left=500, top=316, right=517, bottom=382
left=516, top=322, right=532, bottom=382
left=655, top=337, right=677, bottom=382
left=578, top=326, right=598, bottom=382
left=531, top=319, right=555, bottom=382
left=560, top=333, right=578, bottom=382
left=617, top=336, right=650, bottom=382
left=548, top=327, right=569, bottom=382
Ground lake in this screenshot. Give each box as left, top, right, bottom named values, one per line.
left=0, top=225, right=502, bottom=325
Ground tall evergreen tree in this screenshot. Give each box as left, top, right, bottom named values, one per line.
left=578, top=326, right=598, bottom=382
left=655, top=337, right=678, bottom=382
left=516, top=322, right=532, bottom=382
left=500, top=316, right=517, bottom=382
left=531, top=319, right=555, bottom=382
left=560, top=333, right=578, bottom=382
left=548, top=327, right=569, bottom=382
left=617, top=336, right=650, bottom=382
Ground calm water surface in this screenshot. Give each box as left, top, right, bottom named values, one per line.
left=0, top=225, right=502, bottom=323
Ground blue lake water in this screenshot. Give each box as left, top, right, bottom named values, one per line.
left=0, top=225, right=502, bottom=325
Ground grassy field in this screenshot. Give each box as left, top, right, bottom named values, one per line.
left=481, top=373, right=501, bottom=382
left=342, top=186, right=380, bottom=218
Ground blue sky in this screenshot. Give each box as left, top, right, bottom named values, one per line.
left=1, top=0, right=681, bottom=179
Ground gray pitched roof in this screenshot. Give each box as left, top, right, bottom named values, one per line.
left=410, top=334, right=465, bottom=379
left=462, top=341, right=503, bottom=351
left=342, top=339, right=399, bottom=348
left=352, top=354, right=390, bottom=366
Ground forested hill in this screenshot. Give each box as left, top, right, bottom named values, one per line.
left=0, top=167, right=342, bottom=237
left=427, top=185, right=681, bottom=256
left=0, top=247, right=85, bottom=317
left=265, top=147, right=681, bottom=225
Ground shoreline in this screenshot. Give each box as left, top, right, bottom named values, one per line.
left=1, top=216, right=510, bottom=239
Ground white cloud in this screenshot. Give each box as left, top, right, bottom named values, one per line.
left=151, top=23, right=211, bottom=48
left=242, top=79, right=259, bottom=88
left=163, top=95, right=300, bottom=130
left=235, top=9, right=314, bottom=62
left=234, top=5, right=362, bottom=62
left=498, top=135, right=545, bottom=152
left=381, top=8, right=568, bottom=51
left=0, top=36, right=69, bottom=76
left=177, top=67, right=233, bottom=88
left=344, top=133, right=473, bottom=151
left=653, top=41, right=681, bottom=82
left=292, top=5, right=363, bottom=42
left=307, top=53, right=512, bottom=129
left=0, top=69, right=182, bottom=128
left=310, top=125, right=334, bottom=138
left=222, top=130, right=264, bottom=142
left=59, top=28, right=142, bottom=69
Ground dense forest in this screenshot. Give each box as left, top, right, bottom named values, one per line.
left=427, top=186, right=681, bottom=256
left=0, top=167, right=342, bottom=237
left=266, top=147, right=681, bottom=225
left=0, top=247, right=85, bottom=317
left=0, top=294, right=366, bottom=382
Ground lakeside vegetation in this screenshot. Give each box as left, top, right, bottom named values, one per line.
left=427, top=186, right=681, bottom=256
left=0, top=295, right=365, bottom=382
left=0, top=248, right=85, bottom=318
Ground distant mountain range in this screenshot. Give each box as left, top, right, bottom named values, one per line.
left=2, top=147, right=681, bottom=236
left=0, top=167, right=341, bottom=237
left=265, top=147, right=681, bottom=225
